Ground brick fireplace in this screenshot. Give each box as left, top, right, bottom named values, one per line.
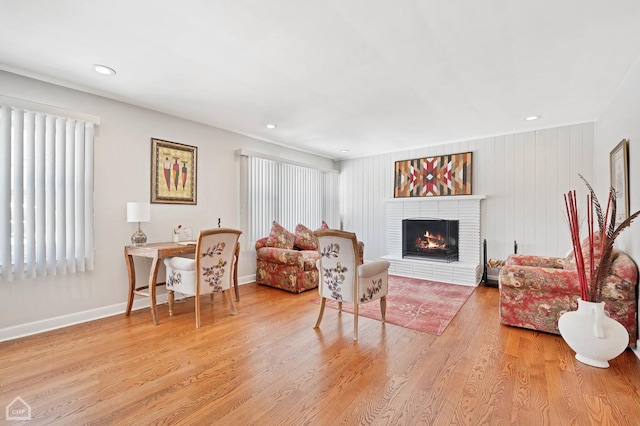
left=383, top=195, right=485, bottom=286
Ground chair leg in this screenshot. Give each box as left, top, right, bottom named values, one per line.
left=168, top=290, right=175, bottom=316
left=380, top=296, right=387, bottom=323
left=314, top=298, right=326, bottom=329
left=233, top=243, right=240, bottom=302
left=338, top=301, right=343, bottom=312
left=225, top=290, right=239, bottom=315
left=195, top=294, right=201, bottom=328
left=353, top=304, right=359, bottom=341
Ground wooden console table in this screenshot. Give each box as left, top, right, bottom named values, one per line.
left=124, top=242, right=240, bottom=325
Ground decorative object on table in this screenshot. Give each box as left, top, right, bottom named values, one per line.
left=173, top=225, right=193, bottom=243
left=609, top=139, right=629, bottom=225
left=394, top=152, right=472, bottom=197
left=558, top=175, right=640, bottom=367
left=172, top=225, right=182, bottom=243
left=127, top=202, right=150, bottom=245
left=151, top=138, right=197, bottom=205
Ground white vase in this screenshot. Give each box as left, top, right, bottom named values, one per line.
left=558, top=298, right=628, bottom=368
left=172, top=233, right=179, bottom=243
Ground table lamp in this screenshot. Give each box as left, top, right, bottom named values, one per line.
left=127, top=202, right=150, bottom=245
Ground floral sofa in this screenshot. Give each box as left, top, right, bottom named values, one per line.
left=255, top=221, right=363, bottom=293
left=499, top=236, right=638, bottom=347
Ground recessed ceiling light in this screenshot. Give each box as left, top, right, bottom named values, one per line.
left=340, top=149, right=350, bottom=153
left=525, top=115, right=541, bottom=121
left=92, top=64, right=116, bottom=76
left=265, top=124, right=277, bottom=129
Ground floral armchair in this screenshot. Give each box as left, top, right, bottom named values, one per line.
left=164, top=228, right=241, bottom=328
left=255, top=221, right=364, bottom=293
left=314, top=229, right=389, bottom=341
left=499, top=235, right=638, bottom=347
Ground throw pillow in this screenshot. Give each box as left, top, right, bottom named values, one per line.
left=319, top=221, right=330, bottom=229
left=266, top=221, right=295, bottom=249
left=294, top=224, right=317, bottom=250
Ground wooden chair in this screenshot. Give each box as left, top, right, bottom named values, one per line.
left=314, top=229, right=390, bottom=341
left=163, top=228, right=242, bottom=328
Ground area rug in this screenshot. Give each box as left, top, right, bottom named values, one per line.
left=311, top=275, right=475, bottom=335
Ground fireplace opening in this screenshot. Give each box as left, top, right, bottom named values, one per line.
left=402, top=218, right=459, bottom=262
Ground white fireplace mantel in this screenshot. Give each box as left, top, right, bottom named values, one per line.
left=385, top=194, right=486, bottom=202
left=383, top=195, right=486, bottom=286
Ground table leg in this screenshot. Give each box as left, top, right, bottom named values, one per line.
left=148, top=256, right=162, bottom=325
left=124, top=251, right=136, bottom=316
left=233, top=242, right=240, bottom=302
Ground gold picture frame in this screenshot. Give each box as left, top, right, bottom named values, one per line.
left=609, top=139, right=629, bottom=225
left=151, top=138, right=197, bottom=204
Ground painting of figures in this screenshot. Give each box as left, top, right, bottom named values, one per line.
left=151, top=138, right=197, bottom=204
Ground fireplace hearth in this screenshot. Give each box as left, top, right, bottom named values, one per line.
left=402, top=218, right=459, bottom=262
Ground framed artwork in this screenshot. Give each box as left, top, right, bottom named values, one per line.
left=151, top=138, right=197, bottom=204
left=394, top=152, right=472, bottom=197
left=609, top=139, right=629, bottom=225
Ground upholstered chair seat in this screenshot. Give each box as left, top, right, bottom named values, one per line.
left=314, top=229, right=390, bottom=341
left=164, top=228, right=242, bottom=328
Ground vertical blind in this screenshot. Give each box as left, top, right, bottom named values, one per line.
left=247, top=156, right=339, bottom=243
left=0, top=105, right=95, bottom=281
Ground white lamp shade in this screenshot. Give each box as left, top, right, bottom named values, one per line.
left=127, top=202, right=150, bottom=223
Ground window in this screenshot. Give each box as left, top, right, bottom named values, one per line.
left=0, top=103, right=96, bottom=281
left=241, top=153, right=339, bottom=244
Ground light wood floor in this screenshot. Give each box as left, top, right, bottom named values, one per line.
left=1, top=283, right=639, bottom=425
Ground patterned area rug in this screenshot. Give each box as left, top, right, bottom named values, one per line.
left=311, top=275, right=476, bottom=336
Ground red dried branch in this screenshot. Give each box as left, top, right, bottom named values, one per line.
left=564, top=191, right=588, bottom=301
left=566, top=177, right=640, bottom=302
left=587, top=193, right=594, bottom=296
left=601, top=191, right=611, bottom=261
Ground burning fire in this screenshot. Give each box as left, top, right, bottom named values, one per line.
left=415, top=230, right=447, bottom=250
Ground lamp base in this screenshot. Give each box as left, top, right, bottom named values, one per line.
left=131, top=225, right=147, bottom=246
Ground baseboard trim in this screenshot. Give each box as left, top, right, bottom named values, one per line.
left=0, top=296, right=168, bottom=342
left=0, top=276, right=256, bottom=342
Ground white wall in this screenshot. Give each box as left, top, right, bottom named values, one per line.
left=595, top=57, right=640, bottom=350
left=0, top=71, right=336, bottom=335
left=339, top=123, right=595, bottom=264
left=4, top=62, right=637, bottom=347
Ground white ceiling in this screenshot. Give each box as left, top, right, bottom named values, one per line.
left=2, top=1, right=640, bottom=160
